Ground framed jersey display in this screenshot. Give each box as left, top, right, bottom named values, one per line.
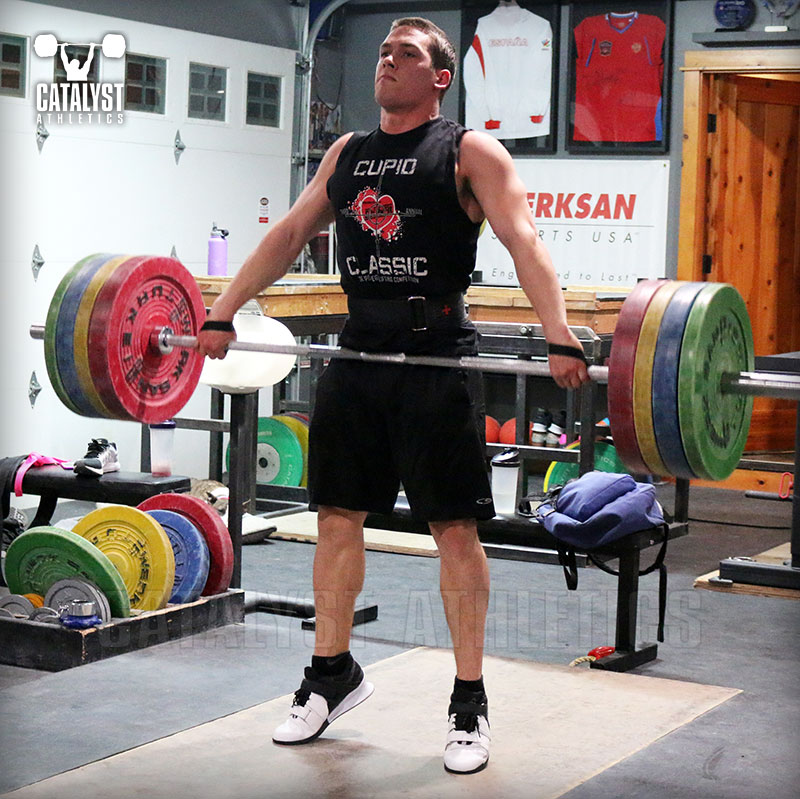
left=460, top=1, right=560, bottom=154
left=567, top=1, right=673, bottom=154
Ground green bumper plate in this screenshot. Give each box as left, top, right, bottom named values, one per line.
left=678, top=283, right=754, bottom=481
left=4, top=527, right=131, bottom=618
left=226, top=416, right=303, bottom=486
left=543, top=440, right=628, bottom=492
left=44, top=254, right=106, bottom=415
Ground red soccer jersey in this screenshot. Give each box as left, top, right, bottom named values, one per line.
left=573, top=12, right=665, bottom=142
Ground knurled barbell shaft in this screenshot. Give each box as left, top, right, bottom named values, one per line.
left=157, top=331, right=800, bottom=399
left=28, top=323, right=800, bottom=400
left=160, top=330, right=612, bottom=383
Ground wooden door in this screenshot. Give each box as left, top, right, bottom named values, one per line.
left=679, top=52, right=800, bottom=452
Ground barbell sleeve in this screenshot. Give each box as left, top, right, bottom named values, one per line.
left=721, top=371, right=800, bottom=401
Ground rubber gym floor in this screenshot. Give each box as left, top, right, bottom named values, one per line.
left=1, top=483, right=797, bottom=798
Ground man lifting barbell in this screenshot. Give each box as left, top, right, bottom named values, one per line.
left=60, top=42, right=96, bottom=82
left=197, top=17, right=590, bottom=775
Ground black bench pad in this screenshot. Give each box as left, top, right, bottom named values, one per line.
left=20, top=466, right=191, bottom=527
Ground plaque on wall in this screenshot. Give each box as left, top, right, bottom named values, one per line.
left=714, top=0, right=756, bottom=30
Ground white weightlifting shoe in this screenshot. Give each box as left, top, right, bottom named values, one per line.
left=273, top=659, right=374, bottom=745
left=443, top=698, right=491, bottom=774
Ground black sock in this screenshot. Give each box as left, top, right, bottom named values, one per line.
left=312, top=651, right=352, bottom=677
left=451, top=676, right=488, bottom=722
left=453, top=676, right=485, bottom=697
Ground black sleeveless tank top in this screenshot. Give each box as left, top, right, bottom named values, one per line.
left=327, top=116, right=481, bottom=300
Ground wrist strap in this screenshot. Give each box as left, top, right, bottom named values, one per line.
left=547, top=343, right=587, bottom=364
left=201, top=320, right=235, bottom=333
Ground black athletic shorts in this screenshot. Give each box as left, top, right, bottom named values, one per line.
left=307, top=360, right=496, bottom=522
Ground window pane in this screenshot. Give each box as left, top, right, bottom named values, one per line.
left=246, top=72, right=281, bottom=127
left=187, top=62, right=226, bottom=121
left=2, top=43, right=20, bottom=63
left=124, top=53, right=166, bottom=114
left=1, top=68, right=20, bottom=89
left=0, top=34, right=26, bottom=98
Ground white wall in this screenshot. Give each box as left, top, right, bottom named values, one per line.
left=27, top=0, right=303, bottom=50
left=0, top=0, right=295, bottom=487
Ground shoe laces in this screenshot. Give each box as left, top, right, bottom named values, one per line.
left=292, top=687, right=311, bottom=708
left=453, top=712, right=479, bottom=734
left=85, top=438, right=109, bottom=456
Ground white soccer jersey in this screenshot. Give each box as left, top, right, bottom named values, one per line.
left=463, top=4, right=553, bottom=140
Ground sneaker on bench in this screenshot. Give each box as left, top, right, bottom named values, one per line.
left=444, top=693, right=491, bottom=774
left=74, top=439, right=120, bottom=477
left=273, top=659, right=374, bottom=745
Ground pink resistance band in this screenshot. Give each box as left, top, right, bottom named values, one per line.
left=14, top=454, right=73, bottom=497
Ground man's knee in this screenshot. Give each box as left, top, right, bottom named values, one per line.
left=318, top=506, right=367, bottom=539
left=429, top=519, right=481, bottom=558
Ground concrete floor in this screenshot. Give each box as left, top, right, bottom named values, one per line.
left=1, top=485, right=798, bottom=798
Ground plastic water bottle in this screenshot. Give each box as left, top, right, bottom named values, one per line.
left=491, top=447, right=521, bottom=516
left=208, top=223, right=229, bottom=276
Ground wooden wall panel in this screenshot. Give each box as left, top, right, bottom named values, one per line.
left=679, top=52, right=800, bottom=452
left=677, top=69, right=707, bottom=280
left=760, top=103, right=798, bottom=352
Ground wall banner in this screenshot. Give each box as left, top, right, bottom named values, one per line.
left=476, top=158, right=670, bottom=288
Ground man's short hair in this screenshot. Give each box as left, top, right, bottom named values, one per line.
left=390, top=17, right=456, bottom=96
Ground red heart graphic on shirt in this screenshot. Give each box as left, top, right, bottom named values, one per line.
left=354, top=189, right=396, bottom=233
left=350, top=187, right=402, bottom=241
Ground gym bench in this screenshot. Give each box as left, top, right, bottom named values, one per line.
left=366, top=504, right=688, bottom=673
left=18, top=466, right=191, bottom=528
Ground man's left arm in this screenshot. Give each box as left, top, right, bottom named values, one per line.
left=459, top=131, right=589, bottom=389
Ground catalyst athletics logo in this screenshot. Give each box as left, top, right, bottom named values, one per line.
left=33, top=32, right=126, bottom=125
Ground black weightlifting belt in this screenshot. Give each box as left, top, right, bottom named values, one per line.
left=346, top=293, right=468, bottom=332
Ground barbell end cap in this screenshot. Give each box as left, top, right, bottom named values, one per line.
left=153, top=327, right=173, bottom=355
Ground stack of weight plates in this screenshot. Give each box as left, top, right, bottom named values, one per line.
left=226, top=414, right=309, bottom=487
left=3, top=526, right=131, bottom=618
left=2, top=497, right=235, bottom=621
left=71, top=506, right=177, bottom=610
left=45, top=578, right=113, bottom=623
left=44, top=253, right=206, bottom=423
left=543, top=440, right=628, bottom=492
left=0, top=593, right=61, bottom=623
left=608, top=280, right=754, bottom=480
left=138, top=493, right=234, bottom=597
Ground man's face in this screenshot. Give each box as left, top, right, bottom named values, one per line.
left=374, top=26, right=449, bottom=111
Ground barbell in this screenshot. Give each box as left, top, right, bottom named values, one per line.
left=29, top=253, right=800, bottom=482
left=33, top=33, right=126, bottom=60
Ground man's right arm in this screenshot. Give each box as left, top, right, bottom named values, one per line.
left=198, top=133, right=352, bottom=358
